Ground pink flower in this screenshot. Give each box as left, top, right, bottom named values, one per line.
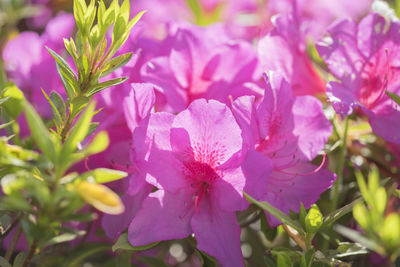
left=268, top=0, right=372, bottom=39
left=317, top=13, right=400, bottom=143
left=257, top=13, right=325, bottom=96
left=141, top=23, right=262, bottom=112
left=232, top=71, right=335, bottom=225
left=127, top=99, right=271, bottom=266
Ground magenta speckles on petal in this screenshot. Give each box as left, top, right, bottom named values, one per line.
left=127, top=99, right=255, bottom=266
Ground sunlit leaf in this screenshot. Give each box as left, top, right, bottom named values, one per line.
left=112, top=233, right=159, bottom=252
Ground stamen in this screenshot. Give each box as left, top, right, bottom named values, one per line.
left=276, top=154, right=327, bottom=177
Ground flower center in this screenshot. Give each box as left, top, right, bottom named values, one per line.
left=182, top=161, right=220, bottom=212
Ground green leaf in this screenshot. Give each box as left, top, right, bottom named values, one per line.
left=0, top=96, right=10, bottom=105
left=50, top=91, right=66, bottom=120
left=86, top=77, right=127, bottom=97
left=77, top=168, right=127, bottom=184
left=353, top=202, right=370, bottom=230
left=0, top=256, right=11, bottom=267
left=264, top=255, right=277, bottom=267
left=70, top=96, right=90, bottom=118
left=2, top=83, right=25, bottom=118
left=82, top=130, right=109, bottom=155
left=334, top=242, right=368, bottom=258
left=324, top=197, right=362, bottom=225
left=334, top=224, right=383, bottom=253
left=260, top=211, right=278, bottom=241
left=24, top=102, right=55, bottom=159
left=305, top=205, right=323, bottom=233
left=244, top=192, right=304, bottom=235
left=62, top=102, right=95, bottom=156
left=84, top=0, right=96, bottom=34
left=43, top=230, right=86, bottom=247
left=46, top=47, right=76, bottom=83
left=112, top=233, right=159, bottom=252
left=63, top=243, right=110, bottom=267
left=73, top=0, right=86, bottom=33
left=196, top=250, right=218, bottom=267
left=85, top=122, right=99, bottom=138
left=355, top=171, right=373, bottom=207
left=100, top=53, right=132, bottom=77
left=375, top=187, right=387, bottom=215
left=367, top=165, right=379, bottom=195
left=127, top=10, right=146, bottom=30
left=299, top=203, right=307, bottom=229
left=0, top=120, right=14, bottom=130
left=56, top=62, right=77, bottom=100
left=381, top=213, right=400, bottom=247
left=301, top=249, right=315, bottom=267
left=12, top=252, right=26, bottom=267
left=42, top=89, right=63, bottom=127
left=386, top=91, right=400, bottom=106
left=277, top=253, right=292, bottom=267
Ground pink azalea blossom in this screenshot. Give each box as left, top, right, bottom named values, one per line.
left=257, top=12, right=325, bottom=96
left=268, top=0, right=372, bottom=39
left=317, top=13, right=400, bottom=143
left=127, top=99, right=272, bottom=266
left=141, top=23, right=262, bottom=112
left=232, top=71, right=335, bottom=226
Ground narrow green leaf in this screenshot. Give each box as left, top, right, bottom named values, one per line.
left=120, top=0, right=130, bottom=23
left=334, top=242, right=369, bottom=258
left=127, top=10, right=146, bottom=31
left=260, top=211, right=278, bottom=241
left=299, top=203, right=307, bottom=229
left=0, top=96, right=10, bottom=105
left=277, top=253, right=292, bottom=267
left=44, top=230, right=85, bottom=247
left=62, top=102, right=95, bottom=156
left=0, top=120, right=14, bottom=130
left=24, top=102, right=55, bottom=159
left=12, top=252, right=26, bottom=267
left=112, top=233, right=159, bottom=252
left=56, top=62, right=77, bottom=100
left=50, top=91, right=66, bottom=120
left=82, top=130, right=108, bottom=155
left=244, top=192, right=304, bottom=235
left=76, top=168, right=127, bottom=184
left=334, top=224, right=383, bottom=253
left=2, top=83, right=25, bottom=118
left=46, top=47, right=76, bottom=81
left=0, top=256, right=11, bottom=267
left=386, top=91, right=400, bottom=106
left=100, top=53, right=132, bottom=77
left=42, top=89, right=63, bottom=127
left=301, top=249, right=315, bottom=267
left=87, top=77, right=127, bottom=97
left=353, top=203, right=370, bottom=230
left=324, top=197, right=363, bottom=225
left=70, top=96, right=90, bottom=117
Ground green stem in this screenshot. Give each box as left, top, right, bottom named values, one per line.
left=331, top=116, right=350, bottom=212
left=22, top=239, right=38, bottom=267
left=60, top=113, right=74, bottom=142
